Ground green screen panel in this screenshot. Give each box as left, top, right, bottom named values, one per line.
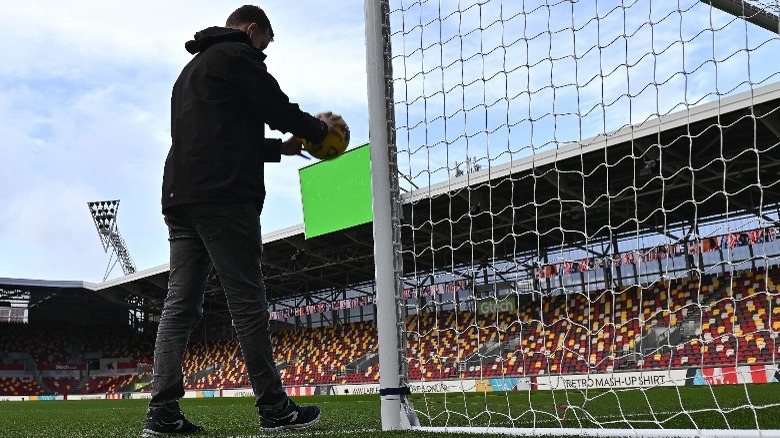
left=299, top=143, right=373, bottom=239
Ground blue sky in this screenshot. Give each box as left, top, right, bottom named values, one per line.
left=390, top=0, right=780, bottom=190
left=0, top=1, right=369, bottom=281
left=1, top=0, right=778, bottom=283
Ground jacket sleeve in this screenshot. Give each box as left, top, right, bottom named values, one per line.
left=263, top=138, right=282, bottom=162
left=230, top=46, right=328, bottom=144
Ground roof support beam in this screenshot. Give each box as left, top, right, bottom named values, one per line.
left=700, top=0, right=779, bottom=33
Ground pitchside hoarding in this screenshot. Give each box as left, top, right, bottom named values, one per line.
left=1, top=366, right=777, bottom=402
left=329, top=377, right=532, bottom=396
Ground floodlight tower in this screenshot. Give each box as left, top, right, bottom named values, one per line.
left=87, top=200, right=136, bottom=280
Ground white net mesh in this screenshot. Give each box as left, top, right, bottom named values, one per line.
left=384, top=0, right=780, bottom=433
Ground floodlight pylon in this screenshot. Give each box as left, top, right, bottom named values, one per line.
left=87, top=200, right=136, bottom=280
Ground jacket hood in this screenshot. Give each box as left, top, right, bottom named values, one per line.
left=185, top=27, right=253, bottom=54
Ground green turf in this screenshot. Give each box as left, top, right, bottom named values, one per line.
left=0, top=385, right=778, bottom=437
left=411, top=384, right=780, bottom=430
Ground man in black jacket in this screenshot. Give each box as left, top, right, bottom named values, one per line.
left=142, top=5, right=340, bottom=436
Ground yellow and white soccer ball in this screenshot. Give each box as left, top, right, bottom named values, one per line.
left=302, top=114, right=350, bottom=160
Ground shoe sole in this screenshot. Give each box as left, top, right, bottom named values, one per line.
left=260, top=413, right=321, bottom=432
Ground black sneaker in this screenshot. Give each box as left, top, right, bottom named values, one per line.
left=259, top=399, right=321, bottom=431
left=141, top=408, right=204, bottom=436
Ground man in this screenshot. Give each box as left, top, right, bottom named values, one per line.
left=142, top=5, right=342, bottom=436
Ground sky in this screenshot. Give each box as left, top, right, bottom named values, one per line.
left=390, top=0, right=780, bottom=191
left=1, top=0, right=779, bottom=283
left=0, top=1, right=370, bottom=282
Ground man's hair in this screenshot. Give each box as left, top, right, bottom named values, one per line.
left=226, top=5, right=274, bottom=38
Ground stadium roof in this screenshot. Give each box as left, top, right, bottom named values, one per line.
left=2, top=81, right=779, bottom=321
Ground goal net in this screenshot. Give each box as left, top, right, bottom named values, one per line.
left=366, top=0, right=780, bottom=436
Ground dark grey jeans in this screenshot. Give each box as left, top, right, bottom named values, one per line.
left=149, top=202, right=288, bottom=413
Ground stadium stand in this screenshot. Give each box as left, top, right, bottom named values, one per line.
left=1, top=265, right=778, bottom=395
left=80, top=324, right=154, bottom=362
left=181, top=265, right=779, bottom=386
left=0, top=377, right=45, bottom=396
left=80, top=372, right=151, bottom=394
left=182, top=321, right=379, bottom=388
left=41, top=376, right=79, bottom=395
left=276, top=321, right=378, bottom=386
left=0, top=323, right=74, bottom=364
left=183, top=338, right=246, bottom=390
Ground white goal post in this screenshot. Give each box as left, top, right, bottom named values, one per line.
left=366, top=0, right=780, bottom=436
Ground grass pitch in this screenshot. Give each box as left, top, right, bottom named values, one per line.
left=0, top=385, right=778, bottom=437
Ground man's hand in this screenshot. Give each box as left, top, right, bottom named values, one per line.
left=316, top=111, right=348, bottom=136
left=281, top=136, right=310, bottom=159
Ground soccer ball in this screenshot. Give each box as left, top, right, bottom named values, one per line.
left=302, top=114, right=350, bottom=160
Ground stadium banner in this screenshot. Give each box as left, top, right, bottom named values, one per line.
left=222, top=388, right=254, bottom=398
left=535, top=226, right=777, bottom=279
left=328, top=378, right=528, bottom=395
left=535, top=369, right=688, bottom=390
left=476, top=377, right=533, bottom=392
left=66, top=394, right=107, bottom=401
left=287, top=386, right=315, bottom=396
left=270, top=295, right=376, bottom=321
left=221, top=386, right=314, bottom=398
left=4, top=366, right=779, bottom=403
left=269, top=279, right=471, bottom=321
left=27, top=395, right=64, bottom=401
left=0, top=395, right=62, bottom=402
left=476, top=297, right=517, bottom=316
left=37, top=363, right=85, bottom=371
left=66, top=392, right=152, bottom=400
left=329, top=383, right=377, bottom=395
left=183, top=390, right=219, bottom=399
left=687, top=364, right=779, bottom=386
left=402, top=279, right=470, bottom=301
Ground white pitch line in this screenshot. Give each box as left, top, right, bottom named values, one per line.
left=220, top=428, right=381, bottom=438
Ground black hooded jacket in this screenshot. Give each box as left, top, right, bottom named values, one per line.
left=162, top=27, right=328, bottom=213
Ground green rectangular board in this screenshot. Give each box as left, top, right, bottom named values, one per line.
left=299, top=143, right=373, bottom=238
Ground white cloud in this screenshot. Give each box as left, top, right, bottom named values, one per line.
left=2, top=179, right=105, bottom=281
left=3, top=0, right=776, bottom=283
left=0, top=1, right=368, bottom=281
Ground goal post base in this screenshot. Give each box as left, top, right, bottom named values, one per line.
left=401, top=396, right=420, bottom=429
